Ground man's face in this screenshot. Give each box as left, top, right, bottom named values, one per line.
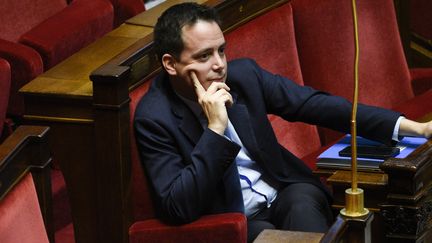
left=166, top=20, right=227, bottom=99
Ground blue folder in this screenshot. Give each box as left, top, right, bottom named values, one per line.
left=316, top=135, right=427, bottom=171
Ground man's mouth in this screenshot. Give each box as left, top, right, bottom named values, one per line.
left=209, top=74, right=226, bottom=82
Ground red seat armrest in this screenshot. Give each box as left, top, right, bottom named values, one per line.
left=0, top=39, right=43, bottom=115
left=129, top=213, right=247, bottom=243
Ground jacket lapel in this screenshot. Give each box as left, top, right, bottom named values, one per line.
left=227, top=93, right=262, bottom=161
left=171, top=99, right=203, bottom=145
left=161, top=76, right=203, bottom=146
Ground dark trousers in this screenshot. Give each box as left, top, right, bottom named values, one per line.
left=247, top=183, right=333, bottom=243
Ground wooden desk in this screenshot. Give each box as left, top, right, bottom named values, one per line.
left=321, top=122, right=432, bottom=243
left=254, top=230, right=323, bottom=243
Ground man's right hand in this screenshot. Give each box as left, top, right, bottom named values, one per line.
left=190, top=71, right=233, bottom=135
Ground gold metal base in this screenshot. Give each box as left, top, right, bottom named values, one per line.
left=340, top=188, right=369, bottom=217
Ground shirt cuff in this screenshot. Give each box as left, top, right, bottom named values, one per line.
left=392, top=116, right=405, bottom=142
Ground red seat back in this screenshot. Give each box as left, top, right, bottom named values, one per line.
left=0, top=173, right=49, bottom=243
left=0, top=0, right=67, bottom=42
left=129, top=80, right=155, bottom=221
left=291, top=0, right=414, bottom=144
left=225, top=3, right=321, bottom=162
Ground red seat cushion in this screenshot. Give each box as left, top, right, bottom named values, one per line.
left=129, top=213, right=246, bottom=243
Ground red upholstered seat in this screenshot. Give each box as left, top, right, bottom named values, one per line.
left=129, top=213, right=247, bottom=243
left=291, top=0, right=432, bottom=144
left=0, top=0, right=113, bottom=116
left=128, top=80, right=247, bottom=243
left=225, top=3, right=321, bottom=164
left=0, top=58, right=11, bottom=140
left=0, top=126, right=52, bottom=243
left=0, top=39, right=44, bottom=116
left=19, top=0, right=114, bottom=70
left=0, top=173, right=49, bottom=243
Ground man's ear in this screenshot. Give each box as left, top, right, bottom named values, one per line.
left=162, top=54, right=177, bottom=75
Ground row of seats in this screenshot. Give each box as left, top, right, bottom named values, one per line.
left=1, top=0, right=429, bottom=242
left=0, top=1, right=146, bottom=243
left=0, top=0, right=146, bottom=119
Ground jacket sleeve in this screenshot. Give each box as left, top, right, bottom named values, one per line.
left=246, top=59, right=401, bottom=145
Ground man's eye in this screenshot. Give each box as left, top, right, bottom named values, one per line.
left=199, top=53, right=210, bottom=61
left=218, top=47, right=225, bottom=55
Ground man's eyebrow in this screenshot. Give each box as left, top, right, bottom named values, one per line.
left=191, top=48, right=212, bottom=58
left=191, top=43, right=226, bottom=58
left=219, top=42, right=227, bottom=50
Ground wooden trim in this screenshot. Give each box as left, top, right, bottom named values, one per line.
left=23, top=115, right=94, bottom=124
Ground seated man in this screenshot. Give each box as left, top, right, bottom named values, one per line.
left=134, top=3, right=432, bottom=242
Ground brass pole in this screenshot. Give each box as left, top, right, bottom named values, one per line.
left=340, top=0, right=369, bottom=218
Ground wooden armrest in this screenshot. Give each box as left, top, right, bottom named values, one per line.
left=0, top=126, right=50, bottom=168
left=319, top=215, right=348, bottom=243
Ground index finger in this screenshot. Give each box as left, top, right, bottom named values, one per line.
left=190, top=71, right=205, bottom=98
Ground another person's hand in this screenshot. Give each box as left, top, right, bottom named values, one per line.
left=190, top=71, right=233, bottom=135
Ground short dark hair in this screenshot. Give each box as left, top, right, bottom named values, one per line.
left=153, top=3, right=221, bottom=62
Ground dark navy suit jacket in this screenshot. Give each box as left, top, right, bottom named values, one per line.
left=134, top=58, right=400, bottom=224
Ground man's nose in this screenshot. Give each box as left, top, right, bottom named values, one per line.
left=212, top=53, right=225, bottom=71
